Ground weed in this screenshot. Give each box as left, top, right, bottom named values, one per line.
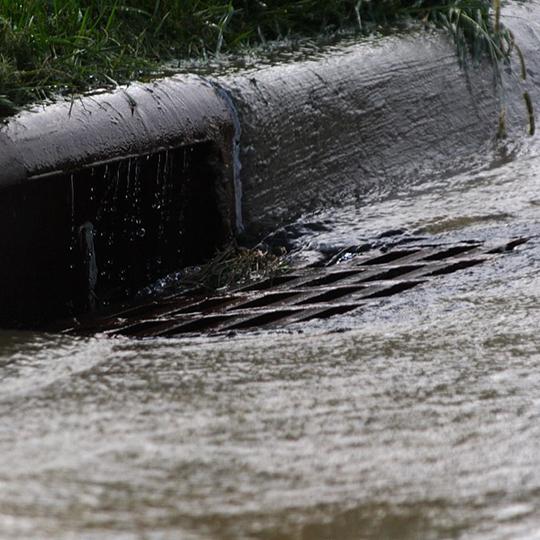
left=186, top=241, right=287, bottom=290
left=401, top=0, right=533, bottom=136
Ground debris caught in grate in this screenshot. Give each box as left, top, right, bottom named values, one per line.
left=48, top=238, right=528, bottom=338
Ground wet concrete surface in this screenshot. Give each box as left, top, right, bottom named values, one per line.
left=216, top=1, right=540, bottom=236
left=2, top=135, right=540, bottom=539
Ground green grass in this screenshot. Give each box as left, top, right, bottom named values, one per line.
left=0, top=0, right=529, bottom=120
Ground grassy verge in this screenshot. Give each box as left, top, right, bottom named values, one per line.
left=0, top=1, right=525, bottom=117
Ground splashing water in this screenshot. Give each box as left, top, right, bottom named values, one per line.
left=77, top=221, right=98, bottom=310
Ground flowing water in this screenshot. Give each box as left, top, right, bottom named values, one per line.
left=3, top=135, right=540, bottom=540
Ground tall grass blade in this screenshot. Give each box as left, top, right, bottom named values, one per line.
left=524, top=91, right=535, bottom=136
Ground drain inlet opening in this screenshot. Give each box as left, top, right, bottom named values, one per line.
left=0, top=141, right=234, bottom=328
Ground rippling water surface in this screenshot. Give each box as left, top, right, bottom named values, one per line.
left=3, top=138, right=540, bottom=539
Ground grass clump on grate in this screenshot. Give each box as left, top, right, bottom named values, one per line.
left=0, top=0, right=532, bottom=130
left=186, top=241, right=287, bottom=291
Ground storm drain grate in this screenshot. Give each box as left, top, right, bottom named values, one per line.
left=49, top=238, right=528, bottom=338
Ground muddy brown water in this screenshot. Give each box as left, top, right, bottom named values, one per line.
left=2, top=135, right=540, bottom=540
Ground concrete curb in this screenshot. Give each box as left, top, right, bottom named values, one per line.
left=215, top=2, right=540, bottom=237
left=0, top=75, right=235, bottom=187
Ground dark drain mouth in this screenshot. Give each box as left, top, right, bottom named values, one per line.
left=48, top=238, right=528, bottom=338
